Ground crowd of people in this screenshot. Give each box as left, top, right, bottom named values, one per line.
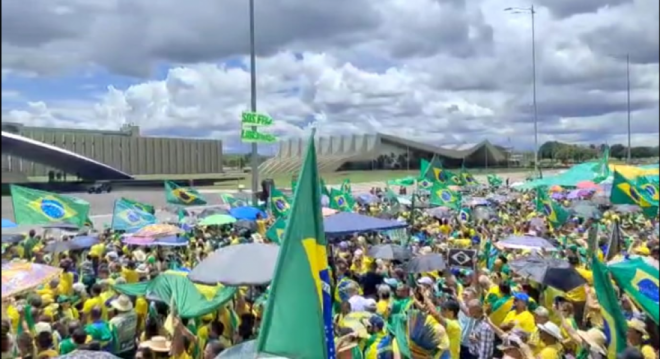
left=1, top=181, right=659, bottom=359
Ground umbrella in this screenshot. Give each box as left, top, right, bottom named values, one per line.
left=427, top=207, right=452, bottom=219
left=43, top=223, right=79, bottom=231
left=1, top=234, right=24, bottom=244
left=154, top=236, right=188, bottom=247
left=550, top=185, right=563, bottom=192
left=198, top=214, right=237, bottom=227
left=367, top=244, right=412, bottom=261
left=2, top=262, right=62, bottom=299
left=322, top=207, right=338, bottom=217
left=133, top=224, right=183, bottom=238
left=198, top=207, right=229, bottom=218
left=234, top=220, right=257, bottom=232
left=613, top=204, right=642, bottom=214
left=189, top=243, right=280, bottom=286
left=229, top=206, right=266, bottom=221
left=122, top=236, right=158, bottom=246
left=510, top=255, right=586, bottom=292
left=405, top=254, right=446, bottom=273
left=57, top=350, right=121, bottom=359
left=1, top=219, right=16, bottom=228
left=498, top=235, right=557, bottom=251
left=464, top=197, right=489, bottom=206
left=570, top=203, right=601, bottom=220
left=577, top=181, right=599, bottom=190
left=70, top=235, right=99, bottom=249
left=473, top=207, right=495, bottom=221
left=357, top=194, right=379, bottom=205
left=216, top=340, right=257, bottom=359
left=551, top=192, right=565, bottom=200
left=44, top=240, right=78, bottom=254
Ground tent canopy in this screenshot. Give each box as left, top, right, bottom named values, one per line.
left=324, top=212, right=407, bottom=237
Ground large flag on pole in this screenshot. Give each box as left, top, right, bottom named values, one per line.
left=10, top=185, right=90, bottom=227
left=257, top=129, right=335, bottom=359
left=164, top=181, right=207, bottom=206
left=592, top=254, right=628, bottom=359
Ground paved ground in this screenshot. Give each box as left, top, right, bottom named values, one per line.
left=1, top=170, right=547, bottom=230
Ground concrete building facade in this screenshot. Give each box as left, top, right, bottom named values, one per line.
left=259, top=133, right=507, bottom=175
left=1, top=123, right=223, bottom=177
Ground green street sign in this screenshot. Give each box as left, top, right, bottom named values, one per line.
left=241, top=128, right=278, bottom=143
left=241, top=112, right=273, bottom=127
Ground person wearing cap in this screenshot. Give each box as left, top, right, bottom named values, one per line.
left=109, top=295, right=138, bottom=358
left=534, top=322, right=564, bottom=359
left=626, top=318, right=655, bottom=359
left=501, top=293, right=536, bottom=334
left=527, top=306, right=551, bottom=356
left=363, top=315, right=400, bottom=359
left=497, top=334, right=525, bottom=359
left=84, top=307, right=114, bottom=352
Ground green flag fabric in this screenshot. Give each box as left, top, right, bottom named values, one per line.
left=592, top=255, right=628, bottom=359
left=265, top=217, right=287, bottom=244
left=487, top=174, right=503, bottom=187
left=592, top=146, right=611, bottom=183
left=220, top=193, right=248, bottom=208
left=120, top=197, right=155, bottom=214
left=536, top=187, right=569, bottom=228
left=257, top=130, right=335, bottom=358
left=460, top=164, right=478, bottom=186
left=10, top=185, right=90, bottom=227
left=429, top=182, right=461, bottom=209
left=320, top=178, right=331, bottom=198
left=608, top=257, right=659, bottom=324
left=341, top=179, right=352, bottom=194
left=610, top=171, right=659, bottom=218
left=458, top=207, right=471, bottom=222
left=269, top=186, right=291, bottom=218
left=329, top=188, right=354, bottom=212
left=164, top=181, right=207, bottom=206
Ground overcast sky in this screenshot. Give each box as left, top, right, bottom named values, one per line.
left=1, top=0, right=658, bottom=152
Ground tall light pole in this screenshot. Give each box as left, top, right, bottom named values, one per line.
left=505, top=5, right=539, bottom=177
left=249, top=0, right=259, bottom=205
left=626, top=54, right=632, bottom=163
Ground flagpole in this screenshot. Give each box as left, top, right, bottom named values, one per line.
left=249, top=0, right=260, bottom=206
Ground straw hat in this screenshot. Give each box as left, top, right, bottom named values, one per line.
left=577, top=328, right=607, bottom=355
left=627, top=318, right=648, bottom=336
left=110, top=295, right=133, bottom=312
left=133, top=250, right=147, bottom=262
left=140, top=336, right=171, bottom=352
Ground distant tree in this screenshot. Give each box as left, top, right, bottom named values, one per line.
left=610, top=144, right=626, bottom=159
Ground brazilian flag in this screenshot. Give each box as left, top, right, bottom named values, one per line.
left=329, top=188, right=354, bottom=212
left=256, top=130, right=336, bottom=358
left=265, top=217, right=287, bottom=245
left=164, top=181, right=207, bottom=206
left=536, top=187, right=569, bottom=228
left=269, top=187, right=291, bottom=218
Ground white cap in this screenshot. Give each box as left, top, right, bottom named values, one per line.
left=417, top=277, right=434, bottom=286
left=364, top=299, right=377, bottom=310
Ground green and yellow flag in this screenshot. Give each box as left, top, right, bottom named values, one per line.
left=329, top=188, right=354, bottom=212
left=265, top=217, right=287, bottom=245
left=341, top=179, right=352, bottom=194
left=592, top=146, right=610, bottom=183
left=610, top=171, right=658, bottom=217
left=10, top=185, right=90, bottom=227
left=220, top=193, right=248, bottom=208
left=164, top=181, right=206, bottom=206
left=460, top=163, right=478, bottom=186
left=269, top=186, right=291, bottom=218
left=536, top=187, right=569, bottom=228
left=429, top=182, right=461, bottom=209
left=608, top=257, right=659, bottom=324
left=592, top=254, right=628, bottom=359
left=257, top=130, right=335, bottom=358
left=120, top=197, right=155, bottom=214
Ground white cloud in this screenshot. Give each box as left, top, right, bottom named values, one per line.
left=1, top=0, right=658, bottom=150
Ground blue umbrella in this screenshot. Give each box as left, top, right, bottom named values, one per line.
left=70, top=235, right=100, bottom=249
left=1, top=219, right=16, bottom=228
left=229, top=206, right=266, bottom=221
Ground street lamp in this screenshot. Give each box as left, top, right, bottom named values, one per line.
left=249, top=0, right=259, bottom=205
left=504, top=5, right=539, bottom=177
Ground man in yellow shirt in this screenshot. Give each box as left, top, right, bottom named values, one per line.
left=81, top=284, right=108, bottom=323
left=501, top=293, right=537, bottom=334
left=627, top=318, right=656, bottom=359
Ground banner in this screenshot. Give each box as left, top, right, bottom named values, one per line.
left=241, top=112, right=274, bottom=127
left=241, top=128, right=278, bottom=143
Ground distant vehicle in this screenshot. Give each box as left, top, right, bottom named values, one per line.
left=87, top=182, right=112, bottom=194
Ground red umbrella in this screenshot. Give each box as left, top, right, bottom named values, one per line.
left=576, top=181, right=600, bottom=190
